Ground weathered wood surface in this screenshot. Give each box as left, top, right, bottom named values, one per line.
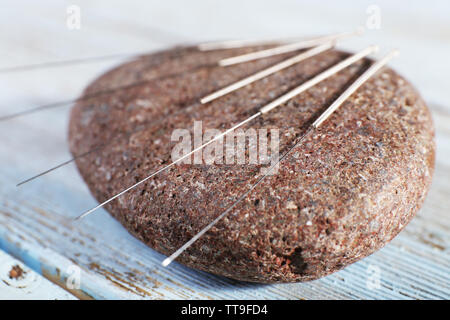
left=0, top=0, right=448, bottom=299
left=0, top=250, right=76, bottom=299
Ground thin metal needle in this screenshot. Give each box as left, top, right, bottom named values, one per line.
left=16, top=145, right=104, bottom=186
left=198, top=35, right=319, bottom=51
left=0, top=79, right=152, bottom=122
left=74, top=113, right=261, bottom=220
left=162, top=49, right=399, bottom=267
left=0, top=52, right=146, bottom=74
left=312, top=49, right=399, bottom=128
left=218, top=28, right=363, bottom=66
left=200, top=43, right=334, bottom=104
left=258, top=45, right=378, bottom=114
left=75, top=45, right=376, bottom=221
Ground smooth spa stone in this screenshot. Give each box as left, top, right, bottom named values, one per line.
left=68, top=45, right=435, bottom=283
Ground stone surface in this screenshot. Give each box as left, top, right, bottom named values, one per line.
left=68, top=46, right=435, bottom=283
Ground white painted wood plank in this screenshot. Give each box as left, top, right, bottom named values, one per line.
left=0, top=250, right=76, bottom=299
left=0, top=0, right=448, bottom=300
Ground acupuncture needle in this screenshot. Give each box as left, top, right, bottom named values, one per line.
left=218, top=28, right=364, bottom=66
left=198, top=36, right=306, bottom=51
left=201, top=42, right=334, bottom=104
left=197, top=29, right=362, bottom=51
left=161, top=49, right=399, bottom=267
left=74, top=45, right=378, bottom=221
left=0, top=51, right=149, bottom=74
left=0, top=79, right=154, bottom=122
left=16, top=44, right=332, bottom=186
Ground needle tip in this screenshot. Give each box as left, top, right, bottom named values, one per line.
left=16, top=178, right=29, bottom=187
left=73, top=210, right=90, bottom=221
left=162, top=257, right=172, bottom=267
left=199, top=97, right=209, bottom=104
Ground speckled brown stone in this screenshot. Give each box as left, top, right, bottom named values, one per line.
left=69, top=45, right=435, bottom=283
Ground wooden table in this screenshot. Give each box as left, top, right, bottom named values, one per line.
left=0, top=0, right=448, bottom=299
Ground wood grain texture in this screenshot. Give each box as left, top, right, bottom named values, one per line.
left=0, top=0, right=448, bottom=299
